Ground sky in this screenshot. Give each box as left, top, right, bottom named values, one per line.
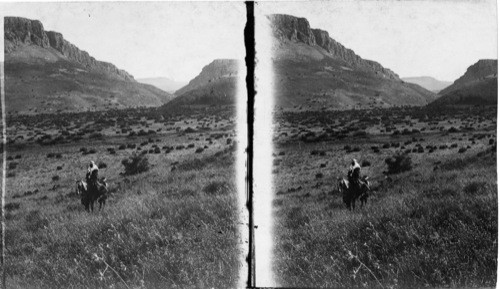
left=258, top=0, right=498, bottom=82
left=0, top=2, right=246, bottom=81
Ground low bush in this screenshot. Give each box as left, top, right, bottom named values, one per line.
left=202, top=181, right=231, bottom=196
left=121, top=153, right=149, bottom=175
left=385, top=153, right=412, bottom=174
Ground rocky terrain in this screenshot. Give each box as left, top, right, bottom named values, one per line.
left=4, top=17, right=173, bottom=114
left=402, top=76, right=452, bottom=93
left=269, top=14, right=437, bottom=110
left=165, top=59, right=240, bottom=108
left=432, top=59, right=498, bottom=105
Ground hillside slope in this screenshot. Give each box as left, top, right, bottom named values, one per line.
left=165, top=59, right=240, bottom=108
left=4, top=17, right=173, bottom=114
left=432, top=59, right=497, bottom=106
left=269, top=14, right=437, bottom=110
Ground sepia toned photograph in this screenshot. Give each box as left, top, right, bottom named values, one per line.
left=257, top=1, right=497, bottom=288
left=1, top=2, right=247, bottom=288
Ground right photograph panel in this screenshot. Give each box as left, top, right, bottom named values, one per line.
left=260, top=1, right=497, bottom=287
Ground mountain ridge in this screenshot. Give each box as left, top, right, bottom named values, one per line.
left=5, top=16, right=134, bottom=82
left=431, top=59, right=497, bottom=106
left=137, top=77, right=187, bottom=94
left=269, top=14, right=437, bottom=110
left=402, top=76, right=452, bottom=93
left=165, top=59, right=240, bottom=108
left=439, top=59, right=497, bottom=95
left=4, top=16, right=173, bottom=114
left=269, top=14, right=399, bottom=80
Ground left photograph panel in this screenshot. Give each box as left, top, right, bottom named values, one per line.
left=1, top=2, right=248, bottom=288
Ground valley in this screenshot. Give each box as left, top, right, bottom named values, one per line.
left=272, top=105, right=497, bottom=288
left=4, top=105, right=244, bottom=288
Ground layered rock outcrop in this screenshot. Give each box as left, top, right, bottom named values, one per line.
left=175, top=59, right=239, bottom=96
left=5, top=16, right=134, bottom=82
left=431, top=59, right=497, bottom=105
left=269, top=14, right=399, bottom=80
left=440, top=59, right=497, bottom=95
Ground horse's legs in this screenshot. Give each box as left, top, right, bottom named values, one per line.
left=99, top=198, right=105, bottom=211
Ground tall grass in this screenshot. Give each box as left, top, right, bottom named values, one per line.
left=273, top=146, right=497, bottom=288
left=5, top=131, right=242, bottom=288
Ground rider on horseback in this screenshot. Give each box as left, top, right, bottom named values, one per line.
left=86, top=161, right=99, bottom=191
left=347, top=159, right=361, bottom=191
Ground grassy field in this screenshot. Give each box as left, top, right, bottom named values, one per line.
left=4, top=106, right=244, bottom=288
left=272, top=105, right=497, bottom=288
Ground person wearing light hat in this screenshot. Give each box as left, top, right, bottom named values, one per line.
left=86, top=161, right=99, bottom=191
left=348, top=158, right=361, bottom=190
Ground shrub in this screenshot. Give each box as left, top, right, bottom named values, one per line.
left=202, top=181, right=231, bottom=196
left=5, top=202, right=20, bottom=211
left=464, top=181, right=486, bottom=195
left=361, top=160, right=371, bottom=167
left=8, top=162, right=18, bottom=170
left=195, top=148, right=204, bottom=153
left=122, top=153, right=149, bottom=175
left=385, top=154, right=412, bottom=174
left=52, top=175, right=60, bottom=181
left=98, top=162, right=107, bottom=169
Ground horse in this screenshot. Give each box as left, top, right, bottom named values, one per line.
left=76, top=178, right=108, bottom=212
left=338, top=176, right=371, bottom=210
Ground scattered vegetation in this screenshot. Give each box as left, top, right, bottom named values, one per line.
left=121, top=153, right=150, bottom=175
left=385, top=154, right=412, bottom=174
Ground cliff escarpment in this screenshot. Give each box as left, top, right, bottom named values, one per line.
left=5, top=16, right=134, bottom=82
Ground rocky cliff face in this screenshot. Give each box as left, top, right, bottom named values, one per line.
left=431, top=59, right=497, bottom=106
left=175, top=59, right=239, bottom=96
left=5, top=17, right=135, bottom=82
left=164, top=59, right=240, bottom=108
left=269, top=14, right=399, bottom=80
left=440, top=59, right=497, bottom=95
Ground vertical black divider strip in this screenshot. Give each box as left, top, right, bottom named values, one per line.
left=244, top=1, right=256, bottom=288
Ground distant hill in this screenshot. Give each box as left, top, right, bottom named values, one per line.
left=402, top=76, right=452, bottom=93
left=269, top=14, right=437, bottom=110
left=432, top=59, right=497, bottom=106
left=164, top=59, right=240, bottom=108
left=4, top=16, right=173, bottom=114
left=137, top=77, right=187, bottom=94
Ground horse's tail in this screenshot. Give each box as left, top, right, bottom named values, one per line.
left=76, top=180, right=83, bottom=195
